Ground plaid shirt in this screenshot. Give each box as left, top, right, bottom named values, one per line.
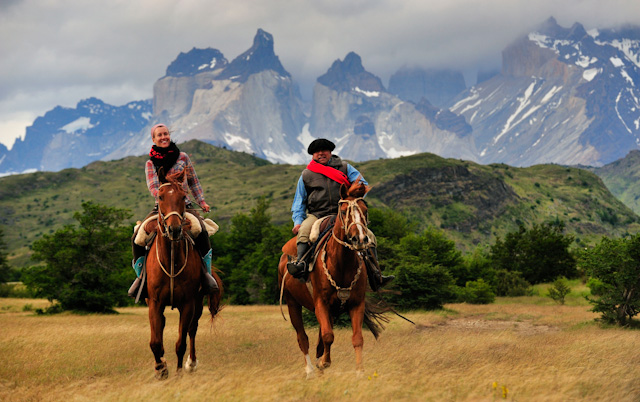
left=145, top=152, right=206, bottom=207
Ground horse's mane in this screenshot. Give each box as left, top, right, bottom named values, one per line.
left=164, top=171, right=187, bottom=198
left=347, top=177, right=370, bottom=198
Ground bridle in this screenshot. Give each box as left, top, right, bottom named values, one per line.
left=323, top=196, right=372, bottom=306
left=155, top=182, right=192, bottom=306
left=157, top=183, right=187, bottom=241
left=331, top=197, right=373, bottom=251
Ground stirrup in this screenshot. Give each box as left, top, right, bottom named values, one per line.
left=286, top=260, right=307, bottom=278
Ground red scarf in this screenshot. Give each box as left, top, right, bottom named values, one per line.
left=307, top=160, right=350, bottom=187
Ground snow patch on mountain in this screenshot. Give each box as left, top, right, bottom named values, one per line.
left=62, top=117, right=94, bottom=133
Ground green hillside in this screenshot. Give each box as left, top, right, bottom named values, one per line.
left=592, top=150, right=640, bottom=215
left=1, top=140, right=638, bottom=268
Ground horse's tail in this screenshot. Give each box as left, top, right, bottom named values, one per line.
left=363, top=297, right=391, bottom=339
left=207, top=270, right=224, bottom=321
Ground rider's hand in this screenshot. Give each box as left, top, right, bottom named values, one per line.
left=292, top=224, right=301, bottom=235
left=200, top=202, right=210, bottom=213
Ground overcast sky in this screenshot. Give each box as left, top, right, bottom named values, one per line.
left=1, top=0, right=639, bottom=149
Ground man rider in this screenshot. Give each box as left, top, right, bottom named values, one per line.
left=287, top=138, right=393, bottom=290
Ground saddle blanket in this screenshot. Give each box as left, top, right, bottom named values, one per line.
left=133, top=213, right=219, bottom=246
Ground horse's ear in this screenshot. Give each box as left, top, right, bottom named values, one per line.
left=157, top=167, right=167, bottom=183
left=340, top=183, right=348, bottom=199
left=175, top=169, right=186, bottom=183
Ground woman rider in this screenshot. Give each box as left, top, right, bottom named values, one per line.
left=128, top=124, right=218, bottom=298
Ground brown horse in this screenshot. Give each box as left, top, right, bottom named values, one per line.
left=144, top=170, right=222, bottom=380
left=278, top=180, right=386, bottom=379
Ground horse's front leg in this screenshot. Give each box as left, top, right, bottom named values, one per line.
left=149, top=300, right=168, bottom=380
left=314, top=300, right=334, bottom=370
left=185, top=297, right=203, bottom=373
left=349, top=301, right=366, bottom=374
left=176, top=299, right=196, bottom=375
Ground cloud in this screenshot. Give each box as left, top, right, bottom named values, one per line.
left=0, top=0, right=639, bottom=148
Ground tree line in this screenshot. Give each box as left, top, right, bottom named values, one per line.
left=1, top=199, right=640, bottom=326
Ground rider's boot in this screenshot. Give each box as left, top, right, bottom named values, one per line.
left=128, top=243, right=146, bottom=298
left=287, top=242, right=310, bottom=279
left=201, top=248, right=219, bottom=293
left=366, top=247, right=394, bottom=291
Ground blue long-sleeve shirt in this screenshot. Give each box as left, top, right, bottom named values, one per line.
left=291, top=164, right=368, bottom=226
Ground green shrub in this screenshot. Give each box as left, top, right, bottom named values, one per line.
left=490, top=269, right=532, bottom=297
left=385, top=261, right=456, bottom=310
left=458, top=279, right=495, bottom=304
left=22, top=202, right=132, bottom=313
left=579, top=234, right=640, bottom=325
left=490, top=221, right=576, bottom=284
left=547, top=277, right=571, bottom=305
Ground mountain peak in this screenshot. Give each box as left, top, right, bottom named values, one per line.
left=165, top=47, right=228, bottom=77
left=317, top=52, right=384, bottom=93
left=216, top=28, right=290, bottom=82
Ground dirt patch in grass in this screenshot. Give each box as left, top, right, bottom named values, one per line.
left=416, top=315, right=559, bottom=335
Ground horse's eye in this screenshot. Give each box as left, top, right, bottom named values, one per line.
left=158, top=196, right=163, bottom=201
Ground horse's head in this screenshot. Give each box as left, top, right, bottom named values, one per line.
left=157, top=170, right=187, bottom=241
left=337, top=178, right=371, bottom=251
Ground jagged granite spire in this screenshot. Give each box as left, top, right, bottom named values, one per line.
left=165, top=48, right=228, bottom=77
left=317, top=52, right=385, bottom=93
left=216, top=28, right=290, bottom=82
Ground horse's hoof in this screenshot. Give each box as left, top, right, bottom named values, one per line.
left=176, top=368, right=183, bottom=378
left=355, top=368, right=365, bottom=378
left=185, top=356, right=198, bottom=373
left=154, top=358, right=168, bottom=380
left=305, top=366, right=315, bottom=380
left=316, top=360, right=331, bottom=370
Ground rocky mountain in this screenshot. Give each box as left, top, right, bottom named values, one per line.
left=0, top=98, right=151, bottom=174
left=309, top=52, right=475, bottom=162
left=4, top=19, right=640, bottom=175
left=388, top=67, right=467, bottom=107
left=108, top=28, right=308, bottom=165
left=450, top=17, right=640, bottom=167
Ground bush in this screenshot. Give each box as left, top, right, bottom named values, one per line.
left=22, top=202, right=132, bottom=313
left=458, top=279, right=495, bottom=304
left=490, top=221, right=576, bottom=284
left=490, top=269, right=532, bottom=297
left=0, top=282, right=36, bottom=298
left=579, top=234, right=640, bottom=325
left=547, top=277, right=571, bottom=305
left=385, top=261, right=456, bottom=310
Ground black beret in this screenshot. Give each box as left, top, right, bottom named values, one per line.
left=307, top=138, right=335, bottom=154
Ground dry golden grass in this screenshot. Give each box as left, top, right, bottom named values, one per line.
left=1, top=297, right=640, bottom=401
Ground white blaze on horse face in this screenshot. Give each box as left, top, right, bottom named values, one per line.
left=353, top=207, right=366, bottom=242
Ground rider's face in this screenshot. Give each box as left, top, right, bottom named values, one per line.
left=152, top=126, right=171, bottom=148
left=312, top=149, right=331, bottom=165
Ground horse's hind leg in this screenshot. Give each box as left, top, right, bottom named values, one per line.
left=287, top=298, right=315, bottom=379
left=149, top=300, right=168, bottom=380
left=175, top=300, right=196, bottom=375
left=185, top=298, right=203, bottom=373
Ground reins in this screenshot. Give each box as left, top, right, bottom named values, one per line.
left=155, top=182, right=192, bottom=306
left=322, top=196, right=371, bottom=306
left=331, top=197, right=373, bottom=251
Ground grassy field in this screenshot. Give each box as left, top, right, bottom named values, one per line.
left=1, top=291, right=640, bottom=401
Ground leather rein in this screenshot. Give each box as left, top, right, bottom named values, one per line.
left=155, top=182, right=194, bottom=306
left=322, top=197, right=373, bottom=306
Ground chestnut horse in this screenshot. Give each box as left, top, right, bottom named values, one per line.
left=144, top=170, right=222, bottom=380
left=278, top=180, right=386, bottom=378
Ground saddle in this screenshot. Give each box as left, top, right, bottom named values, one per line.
left=133, top=213, right=219, bottom=246
left=301, top=215, right=336, bottom=274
